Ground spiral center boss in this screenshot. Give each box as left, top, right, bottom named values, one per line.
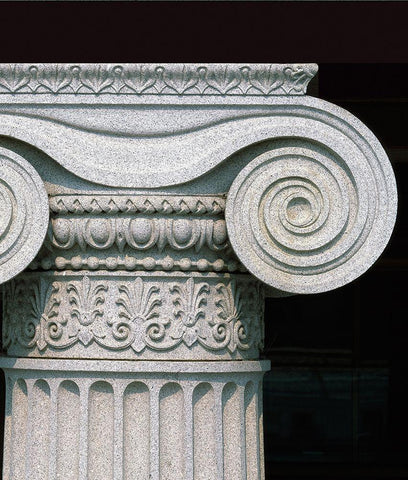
left=285, top=196, right=313, bottom=227
left=226, top=136, right=397, bottom=295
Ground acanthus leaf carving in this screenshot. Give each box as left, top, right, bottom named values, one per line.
left=5, top=278, right=62, bottom=351
left=36, top=64, right=72, bottom=93
left=3, top=278, right=62, bottom=350
left=211, top=281, right=253, bottom=353
left=120, top=64, right=157, bottom=94
left=248, top=64, right=286, bottom=95
left=77, top=64, right=116, bottom=94
left=203, top=65, right=242, bottom=95
left=161, top=64, right=200, bottom=94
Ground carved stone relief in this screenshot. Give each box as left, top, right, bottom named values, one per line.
left=0, top=63, right=398, bottom=480
left=3, top=273, right=264, bottom=360
left=0, top=146, right=49, bottom=284
left=0, top=63, right=317, bottom=96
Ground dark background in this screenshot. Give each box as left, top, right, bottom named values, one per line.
left=0, top=2, right=407, bottom=479
left=263, top=64, right=408, bottom=479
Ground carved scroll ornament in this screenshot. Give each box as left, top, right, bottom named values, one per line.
left=226, top=113, right=397, bottom=294
left=0, top=146, right=49, bottom=284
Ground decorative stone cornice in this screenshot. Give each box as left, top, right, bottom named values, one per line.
left=0, top=63, right=318, bottom=96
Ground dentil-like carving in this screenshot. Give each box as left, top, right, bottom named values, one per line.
left=49, top=195, right=226, bottom=216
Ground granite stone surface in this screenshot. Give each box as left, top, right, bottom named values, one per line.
left=0, top=63, right=397, bottom=479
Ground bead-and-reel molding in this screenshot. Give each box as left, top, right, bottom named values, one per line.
left=0, top=146, right=49, bottom=284
left=226, top=113, right=397, bottom=295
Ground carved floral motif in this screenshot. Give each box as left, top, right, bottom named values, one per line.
left=114, top=279, right=163, bottom=352
left=67, top=276, right=108, bottom=346
left=0, top=64, right=317, bottom=96
left=168, top=278, right=210, bottom=347
left=211, top=281, right=254, bottom=352
left=3, top=276, right=263, bottom=356
left=2, top=278, right=60, bottom=350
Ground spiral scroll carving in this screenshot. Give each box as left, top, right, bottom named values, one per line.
left=0, top=147, right=49, bottom=284
left=226, top=138, right=397, bottom=294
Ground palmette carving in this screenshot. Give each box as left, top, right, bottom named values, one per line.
left=168, top=278, right=211, bottom=347
left=0, top=63, right=317, bottom=96
left=2, top=278, right=61, bottom=351
left=3, top=275, right=263, bottom=358
left=114, top=279, right=163, bottom=352
left=212, top=281, right=262, bottom=352
left=67, top=276, right=108, bottom=346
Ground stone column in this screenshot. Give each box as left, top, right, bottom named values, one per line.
left=0, top=64, right=397, bottom=480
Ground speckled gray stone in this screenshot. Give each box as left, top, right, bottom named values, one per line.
left=0, top=63, right=397, bottom=480
left=1, top=358, right=269, bottom=480
left=0, top=146, right=49, bottom=284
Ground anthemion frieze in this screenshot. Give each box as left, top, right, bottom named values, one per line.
left=0, top=64, right=397, bottom=479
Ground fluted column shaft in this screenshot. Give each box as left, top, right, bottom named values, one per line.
left=1, top=359, right=268, bottom=480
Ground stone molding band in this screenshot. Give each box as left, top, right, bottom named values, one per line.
left=3, top=272, right=264, bottom=360
left=38, top=194, right=238, bottom=274
left=49, top=195, right=226, bottom=216
left=0, top=357, right=270, bottom=373
left=0, top=63, right=318, bottom=96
